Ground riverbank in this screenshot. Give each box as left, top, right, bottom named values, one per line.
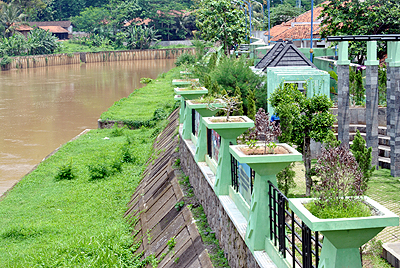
left=0, top=66, right=181, bottom=266
left=1, top=48, right=194, bottom=71
left=99, top=67, right=181, bottom=128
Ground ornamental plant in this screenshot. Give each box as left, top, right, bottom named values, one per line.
left=307, top=146, right=371, bottom=219
left=207, top=94, right=241, bottom=121
left=350, top=130, right=375, bottom=190
left=249, top=108, right=282, bottom=154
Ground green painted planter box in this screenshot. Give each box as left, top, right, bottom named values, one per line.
left=202, top=116, right=254, bottom=196
left=289, top=197, right=399, bottom=268
left=171, top=78, right=199, bottom=86
left=229, top=143, right=302, bottom=252
left=180, top=71, right=192, bottom=78
left=174, top=87, right=208, bottom=123
left=185, top=100, right=225, bottom=152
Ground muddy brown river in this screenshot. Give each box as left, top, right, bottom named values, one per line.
left=0, top=59, right=175, bottom=196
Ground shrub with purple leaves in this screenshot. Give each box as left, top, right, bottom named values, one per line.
left=313, top=146, right=365, bottom=209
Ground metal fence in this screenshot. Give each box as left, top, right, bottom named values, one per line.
left=268, top=181, right=322, bottom=268
left=230, top=153, right=254, bottom=194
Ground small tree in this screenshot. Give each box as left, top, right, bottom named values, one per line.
left=277, top=162, right=296, bottom=197
left=195, top=0, right=246, bottom=55
left=233, top=86, right=244, bottom=116
left=350, top=130, right=375, bottom=190
left=247, top=90, right=256, bottom=121
left=270, top=83, right=336, bottom=196
left=249, top=108, right=282, bottom=154
left=207, top=94, right=241, bottom=122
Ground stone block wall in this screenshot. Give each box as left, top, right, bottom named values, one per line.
left=330, top=107, right=387, bottom=127
left=179, top=138, right=260, bottom=268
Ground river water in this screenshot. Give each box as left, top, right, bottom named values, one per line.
left=0, top=59, right=175, bottom=196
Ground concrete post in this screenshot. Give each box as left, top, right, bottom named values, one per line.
left=337, top=41, right=351, bottom=148
left=365, top=41, right=379, bottom=167
left=386, top=42, right=393, bottom=132
left=387, top=42, right=400, bottom=176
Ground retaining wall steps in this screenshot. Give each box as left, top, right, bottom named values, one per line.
left=333, top=124, right=390, bottom=169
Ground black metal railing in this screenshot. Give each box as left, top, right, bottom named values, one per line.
left=230, top=152, right=239, bottom=191
left=207, top=128, right=212, bottom=158
left=230, top=152, right=254, bottom=194
left=191, top=109, right=196, bottom=135
left=268, top=181, right=322, bottom=268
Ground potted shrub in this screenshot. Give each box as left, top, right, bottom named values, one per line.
left=172, top=78, right=199, bottom=86
left=174, top=81, right=208, bottom=123
left=183, top=96, right=225, bottom=146
left=229, top=108, right=302, bottom=251
left=289, top=146, right=399, bottom=268
left=202, top=95, right=254, bottom=196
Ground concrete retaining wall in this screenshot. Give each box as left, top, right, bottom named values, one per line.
left=5, top=48, right=195, bottom=70
left=179, top=138, right=261, bottom=268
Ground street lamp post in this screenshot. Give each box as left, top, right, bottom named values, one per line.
left=310, top=0, right=314, bottom=62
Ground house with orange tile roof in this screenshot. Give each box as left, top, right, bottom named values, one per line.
left=14, top=24, right=33, bottom=37
left=265, top=2, right=329, bottom=49
left=27, top=21, right=73, bottom=39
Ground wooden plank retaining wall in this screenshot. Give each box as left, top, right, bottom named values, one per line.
left=5, top=48, right=195, bottom=70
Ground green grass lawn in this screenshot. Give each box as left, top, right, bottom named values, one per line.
left=100, top=67, right=181, bottom=123
left=58, top=41, right=122, bottom=53
left=0, top=126, right=164, bottom=267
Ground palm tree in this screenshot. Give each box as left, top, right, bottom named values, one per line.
left=0, top=2, right=27, bottom=37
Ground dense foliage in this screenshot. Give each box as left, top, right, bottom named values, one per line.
left=269, top=3, right=303, bottom=27
left=0, top=28, right=59, bottom=57
left=319, top=0, right=400, bottom=64
left=195, top=0, right=246, bottom=55
left=270, top=83, right=336, bottom=196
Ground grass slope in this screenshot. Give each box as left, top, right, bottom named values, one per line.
left=0, top=124, right=166, bottom=267
left=100, top=67, right=180, bottom=123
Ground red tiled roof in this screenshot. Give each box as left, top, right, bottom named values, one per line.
left=156, top=9, right=192, bottom=17
left=267, top=25, right=291, bottom=37
left=14, top=24, right=33, bottom=31
left=284, top=5, right=325, bottom=25
left=124, top=18, right=153, bottom=27
left=271, top=24, right=321, bottom=41
left=39, top=26, right=69, bottom=33
left=28, top=21, right=72, bottom=28
left=266, top=2, right=329, bottom=40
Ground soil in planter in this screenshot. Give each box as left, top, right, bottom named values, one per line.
left=210, top=117, right=246, bottom=123
left=240, top=145, right=290, bottom=155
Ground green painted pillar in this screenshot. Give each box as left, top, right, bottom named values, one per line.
left=182, top=102, right=192, bottom=140
left=192, top=108, right=220, bottom=162
left=195, top=122, right=208, bottom=162
left=337, top=41, right=350, bottom=65
left=174, top=88, right=208, bottom=124
left=179, top=98, right=185, bottom=123
left=202, top=117, right=254, bottom=195
left=365, top=41, right=379, bottom=66
left=318, top=227, right=384, bottom=268
left=229, top=144, right=302, bottom=252
left=245, top=162, right=290, bottom=251
left=215, top=136, right=237, bottom=195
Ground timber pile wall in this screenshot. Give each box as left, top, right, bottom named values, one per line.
left=5, top=48, right=195, bottom=70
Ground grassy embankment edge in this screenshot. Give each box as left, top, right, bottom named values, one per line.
left=99, top=67, right=181, bottom=128
left=0, top=67, right=182, bottom=267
